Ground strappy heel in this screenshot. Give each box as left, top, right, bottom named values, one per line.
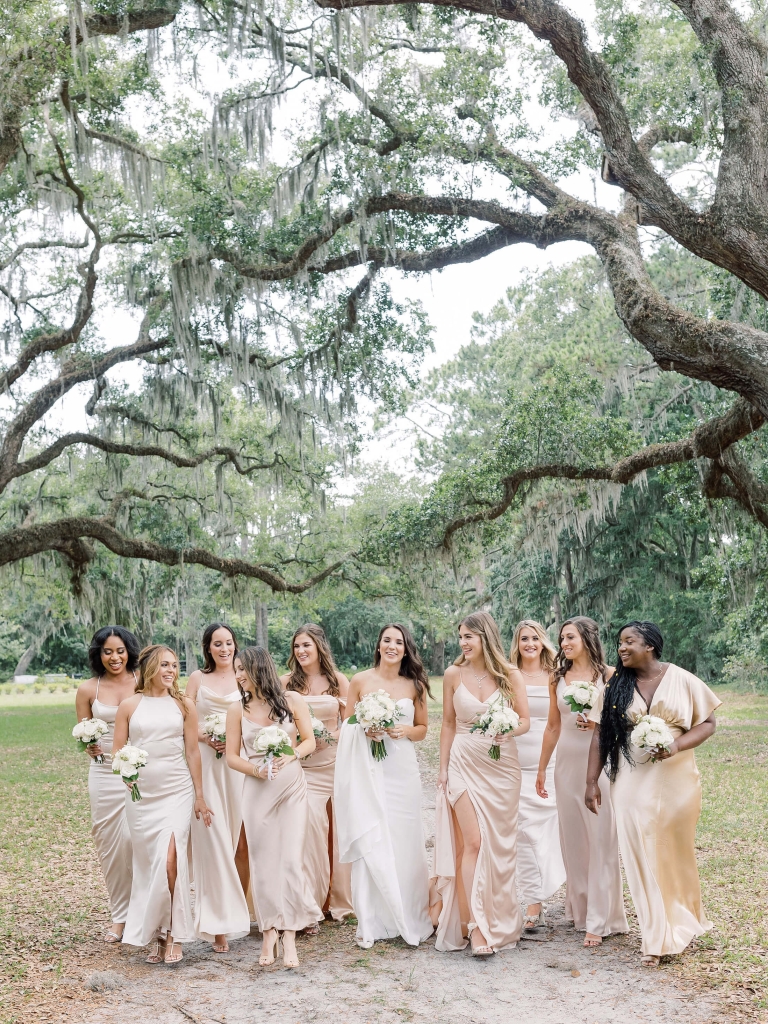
left=104, top=928, right=123, bottom=944
left=259, top=929, right=279, bottom=966
left=164, top=940, right=183, bottom=964
left=281, top=931, right=299, bottom=969
left=641, top=954, right=660, bottom=967
left=471, top=944, right=495, bottom=957
left=146, top=939, right=166, bottom=964
left=524, top=908, right=545, bottom=931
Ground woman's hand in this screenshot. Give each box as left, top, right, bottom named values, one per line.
left=585, top=780, right=601, bottom=815
left=264, top=754, right=296, bottom=777
left=651, top=739, right=678, bottom=761
left=86, top=742, right=104, bottom=759
left=535, top=770, right=549, bottom=800
left=365, top=727, right=385, bottom=740
left=207, top=736, right=227, bottom=755
left=437, top=769, right=448, bottom=792
left=575, top=712, right=591, bottom=731
left=385, top=724, right=406, bottom=740
left=194, top=796, right=213, bottom=827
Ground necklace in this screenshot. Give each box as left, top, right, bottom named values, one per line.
left=637, top=664, right=666, bottom=689
left=471, top=666, right=488, bottom=692
left=519, top=667, right=547, bottom=677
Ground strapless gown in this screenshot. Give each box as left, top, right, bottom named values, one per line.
left=122, top=695, right=195, bottom=946
left=190, top=685, right=250, bottom=941
left=240, top=712, right=322, bottom=932
left=516, top=683, right=565, bottom=905
left=334, top=697, right=433, bottom=948
left=433, top=683, right=522, bottom=951
left=299, top=694, right=353, bottom=919
left=88, top=691, right=133, bottom=924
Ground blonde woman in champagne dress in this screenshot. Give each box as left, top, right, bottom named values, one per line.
left=510, top=620, right=566, bottom=930
left=335, top=624, right=433, bottom=949
left=433, top=612, right=530, bottom=955
left=587, top=621, right=720, bottom=966
left=187, top=623, right=250, bottom=952
left=281, top=623, right=353, bottom=924
left=226, top=646, right=322, bottom=969
left=113, top=645, right=212, bottom=965
left=75, top=626, right=139, bottom=942
left=537, top=617, right=627, bottom=946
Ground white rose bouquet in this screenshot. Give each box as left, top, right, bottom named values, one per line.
left=299, top=708, right=336, bottom=749
left=254, top=725, right=295, bottom=779
left=112, top=744, right=148, bottom=801
left=348, top=689, right=403, bottom=761
left=202, top=712, right=228, bottom=758
left=630, top=714, right=675, bottom=762
left=72, top=718, right=109, bottom=764
left=470, top=693, right=520, bottom=760
left=561, top=681, right=599, bottom=716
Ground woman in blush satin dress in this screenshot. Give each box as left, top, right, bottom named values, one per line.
left=187, top=623, right=250, bottom=952
left=587, top=621, right=720, bottom=967
left=226, top=646, right=322, bottom=969
left=537, top=617, right=627, bottom=947
left=334, top=624, right=434, bottom=950
left=509, top=620, right=565, bottom=931
left=433, top=612, right=530, bottom=956
left=113, top=645, right=212, bottom=965
left=280, top=623, right=353, bottom=926
left=75, top=625, right=140, bottom=943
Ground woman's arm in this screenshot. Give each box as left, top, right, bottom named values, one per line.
left=183, top=698, right=212, bottom=826
left=343, top=676, right=362, bottom=722
left=657, top=714, right=716, bottom=758
left=438, top=669, right=458, bottom=790
left=535, top=683, right=562, bottom=798
left=75, top=679, right=102, bottom=758
left=390, top=691, right=427, bottom=742
left=289, top=693, right=317, bottom=761
left=111, top=695, right=140, bottom=754
left=584, top=724, right=605, bottom=814
left=508, top=669, right=530, bottom=737
left=225, top=703, right=258, bottom=777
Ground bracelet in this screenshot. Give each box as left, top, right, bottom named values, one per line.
left=252, top=764, right=259, bottom=778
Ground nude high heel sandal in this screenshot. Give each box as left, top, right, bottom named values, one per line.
left=259, top=929, right=279, bottom=966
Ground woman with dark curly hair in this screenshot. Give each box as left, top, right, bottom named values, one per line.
left=75, top=625, right=141, bottom=943
left=586, top=621, right=720, bottom=966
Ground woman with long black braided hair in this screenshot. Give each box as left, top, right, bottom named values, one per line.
left=585, top=621, right=720, bottom=966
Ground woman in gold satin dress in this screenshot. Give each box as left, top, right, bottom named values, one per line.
left=281, top=623, right=353, bottom=925
left=433, top=611, right=530, bottom=955
left=586, top=620, right=720, bottom=966
left=226, top=646, right=322, bottom=969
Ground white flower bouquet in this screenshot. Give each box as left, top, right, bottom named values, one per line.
left=203, top=711, right=228, bottom=758
left=112, top=744, right=148, bottom=801
left=561, top=681, right=599, bottom=716
left=348, top=689, right=403, bottom=761
left=72, top=718, right=109, bottom=764
left=630, top=714, right=675, bottom=762
left=470, top=693, right=520, bottom=760
left=299, top=708, right=336, bottom=749
left=254, top=725, right=295, bottom=779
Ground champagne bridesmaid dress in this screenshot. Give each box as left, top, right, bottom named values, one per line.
left=240, top=712, right=323, bottom=933
left=516, top=682, right=566, bottom=907
left=89, top=679, right=133, bottom=926
left=122, top=695, right=196, bottom=947
left=299, top=694, right=354, bottom=919
left=555, top=678, right=627, bottom=937
left=190, top=685, right=250, bottom=942
left=590, top=666, right=721, bottom=956
left=433, top=681, right=522, bottom=952
left=334, top=699, right=433, bottom=948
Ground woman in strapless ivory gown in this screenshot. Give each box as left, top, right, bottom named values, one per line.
left=226, top=645, right=322, bottom=969
left=509, top=620, right=565, bottom=931
left=587, top=621, right=720, bottom=967
left=432, top=612, right=530, bottom=955
left=187, top=623, right=250, bottom=952
left=75, top=625, right=140, bottom=943
left=280, top=623, right=353, bottom=925
left=537, top=617, right=627, bottom=947
left=334, top=623, right=434, bottom=949
left=113, top=645, right=212, bottom=965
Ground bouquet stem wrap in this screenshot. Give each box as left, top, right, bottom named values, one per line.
left=347, top=689, right=403, bottom=761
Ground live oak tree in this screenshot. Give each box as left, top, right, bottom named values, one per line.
left=1, top=0, right=768, bottom=595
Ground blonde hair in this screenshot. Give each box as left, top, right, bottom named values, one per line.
left=455, top=611, right=515, bottom=703
left=510, top=619, right=557, bottom=672
left=136, top=644, right=187, bottom=718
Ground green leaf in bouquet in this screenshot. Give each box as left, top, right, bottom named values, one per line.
left=347, top=714, right=358, bottom=724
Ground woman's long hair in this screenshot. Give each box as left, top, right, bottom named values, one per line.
left=285, top=623, right=340, bottom=697
left=455, top=611, right=515, bottom=703
left=600, top=621, right=664, bottom=782
left=201, top=622, right=238, bottom=674
left=88, top=625, right=140, bottom=676
left=236, top=645, right=292, bottom=723
left=509, top=619, right=557, bottom=672
left=135, top=644, right=187, bottom=718
left=553, top=617, right=607, bottom=686
left=374, top=623, right=433, bottom=702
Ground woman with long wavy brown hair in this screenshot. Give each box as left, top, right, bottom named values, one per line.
left=280, top=624, right=353, bottom=923
left=536, top=617, right=627, bottom=947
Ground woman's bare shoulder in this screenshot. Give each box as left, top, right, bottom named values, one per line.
left=77, top=676, right=98, bottom=698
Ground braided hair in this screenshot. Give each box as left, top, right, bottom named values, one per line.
left=600, top=620, right=664, bottom=781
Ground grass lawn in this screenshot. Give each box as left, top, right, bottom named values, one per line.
left=0, top=688, right=765, bottom=1022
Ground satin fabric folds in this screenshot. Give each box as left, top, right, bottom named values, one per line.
left=334, top=700, right=432, bottom=948
left=190, top=686, right=250, bottom=942
left=122, top=695, right=195, bottom=947
left=432, top=683, right=522, bottom=952
left=590, top=665, right=721, bottom=956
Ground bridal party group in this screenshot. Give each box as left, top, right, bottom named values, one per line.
left=75, top=611, right=721, bottom=971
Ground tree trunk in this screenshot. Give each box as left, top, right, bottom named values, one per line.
left=13, top=644, right=36, bottom=678
left=430, top=639, right=445, bottom=676
left=255, top=601, right=269, bottom=650
left=185, top=639, right=198, bottom=675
